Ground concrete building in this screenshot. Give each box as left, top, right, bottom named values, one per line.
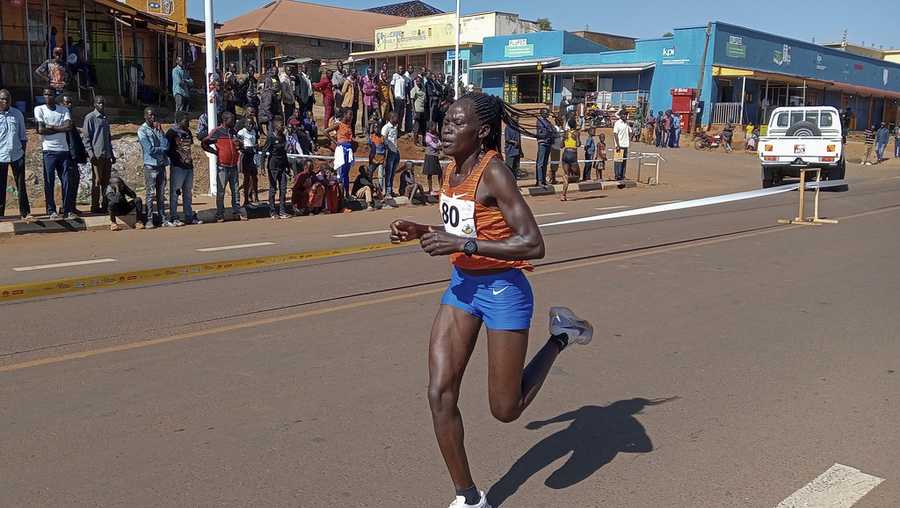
left=822, top=42, right=900, bottom=65
left=216, top=0, right=404, bottom=74
left=476, top=22, right=900, bottom=129
left=349, top=11, right=538, bottom=88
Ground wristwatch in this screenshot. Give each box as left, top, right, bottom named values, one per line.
left=463, top=239, right=478, bottom=257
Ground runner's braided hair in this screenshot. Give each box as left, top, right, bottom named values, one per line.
left=457, top=92, right=541, bottom=156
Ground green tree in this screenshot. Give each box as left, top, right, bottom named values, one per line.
left=662, top=31, right=674, bottom=37
left=536, top=18, right=552, bottom=31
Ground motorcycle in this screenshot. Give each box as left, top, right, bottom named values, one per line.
left=694, top=131, right=721, bottom=150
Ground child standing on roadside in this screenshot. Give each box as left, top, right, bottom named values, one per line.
left=595, top=133, right=607, bottom=181
left=238, top=112, right=260, bottom=207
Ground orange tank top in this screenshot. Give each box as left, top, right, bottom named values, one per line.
left=439, top=151, right=533, bottom=272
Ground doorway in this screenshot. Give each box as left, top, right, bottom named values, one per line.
left=515, top=73, right=540, bottom=103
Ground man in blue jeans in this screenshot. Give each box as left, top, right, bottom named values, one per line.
left=202, top=111, right=245, bottom=221
left=535, top=108, right=553, bottom=187
left=34, top=88, right=74, bottom=219
left=165, top=112, right=197, bottom=226
left=875, top=122, right=889, bottom=162
left=137, top=107, right=169, bottom=228
left=0, top=89, right=31, bottom=221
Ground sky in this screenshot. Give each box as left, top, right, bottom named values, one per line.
left=193, top=0, right=898, bottom=50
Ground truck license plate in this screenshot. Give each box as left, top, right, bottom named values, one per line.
left=794, top=144, right=806, bottom=154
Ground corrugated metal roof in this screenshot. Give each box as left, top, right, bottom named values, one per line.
left=217, top=0, right=405, bottom=44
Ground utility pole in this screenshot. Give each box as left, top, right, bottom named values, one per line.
left=453, top=0, right=460, bottom=99
left=204, top=0, right=218, bottom=195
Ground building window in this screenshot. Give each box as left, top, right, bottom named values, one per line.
left=308, top=38, right=321, bottom=47
left=27, top=9, right=46, bottom=43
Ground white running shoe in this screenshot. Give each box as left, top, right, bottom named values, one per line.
left=549, top=306, right=593, bottom=346
left=448, top=491, right=491, bottom=508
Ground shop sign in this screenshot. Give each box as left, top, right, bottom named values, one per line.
left=662, top=59, right=690, bottom=65
left=662, top=48, right=675, bottom=57
left=884, top=69, right=889, bottom=86
left=815, top=54, right=826, bottom=71
left=773, top=44, right=791, bottom=66
left=726, top=36, right=746, bottom=59
left=853, top=63, right=864, bottom=71
left=504, top=38, right=534, bottom=58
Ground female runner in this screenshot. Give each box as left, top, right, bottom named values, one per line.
left=390, top=92, right=593, bottom=508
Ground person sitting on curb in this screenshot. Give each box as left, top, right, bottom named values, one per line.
left=106, top=174, right=145, bottom=231
left=290, top=159, right=314, bottom=215
left=398, top=160, right=426, bottom=205
left=351, top=164, right=380, bottom=211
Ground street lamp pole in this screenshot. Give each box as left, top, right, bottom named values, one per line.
left=204, top=0, right=218, bottom=196
left=454, top=0, right=460, bottom=99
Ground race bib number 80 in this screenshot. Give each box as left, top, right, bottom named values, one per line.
left=440, top=193, right=477, bottom=238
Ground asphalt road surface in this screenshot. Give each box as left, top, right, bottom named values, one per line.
left=2, top=168, right=899, bottom=507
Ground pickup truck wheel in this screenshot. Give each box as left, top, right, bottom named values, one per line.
left=785, top=121, right=822, bottom=137
left=762, top=167, right=776, bottom=188
left=827, top=158, right=849, bottom=192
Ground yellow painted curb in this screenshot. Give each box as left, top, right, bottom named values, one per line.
left=0, top=242, right=404, bottom=302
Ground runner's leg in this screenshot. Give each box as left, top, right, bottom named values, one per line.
left=486, top=328, right=561, bottom=423
left=428, top=305, right=483, bottom=491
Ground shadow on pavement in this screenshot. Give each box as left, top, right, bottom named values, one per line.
left=487, top=397, right=679, bottom=507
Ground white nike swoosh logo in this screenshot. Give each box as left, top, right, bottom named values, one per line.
left=451, top=193, right=467, bottom=199
left=492, top=287, right=510, bottom=296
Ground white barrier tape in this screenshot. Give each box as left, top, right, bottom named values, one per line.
left=284, top=152, right=658, bottom=165
left=286, top=153, right=450, bottom=165
left=540, top=180, right=847, bottom=228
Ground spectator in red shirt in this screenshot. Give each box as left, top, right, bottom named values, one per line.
left=312, top=70, right=335, bottom=130
left=202, top=111, right=246, bottom=222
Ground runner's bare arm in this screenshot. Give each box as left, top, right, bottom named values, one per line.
left=390, top=219, right=440, bottom=243
left=419, top=160, right=544, bottom=260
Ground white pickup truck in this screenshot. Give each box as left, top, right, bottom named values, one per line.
left=757, top=106, right=846, bottom=189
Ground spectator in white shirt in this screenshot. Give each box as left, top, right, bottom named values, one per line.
left=391, top=65, right=410, bottom=134
left=34, top=88, right=74, bottom=219
left=612, top=110, right=631, bottom=181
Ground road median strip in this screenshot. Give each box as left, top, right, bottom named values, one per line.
left=0, top=242, right=403, bottom=302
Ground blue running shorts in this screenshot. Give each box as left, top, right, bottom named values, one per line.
left=441, top=266, right=534, bottom=330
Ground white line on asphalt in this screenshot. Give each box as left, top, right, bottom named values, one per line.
left=13, top=258, right=118, bottom=272
left=595, top=205, right=629, bottom=211
left=774, top=463, right=884, bottom=508
left=652, top=200, right=683, bottom=205
left=196, top=242, right=277, bottom=252
left=333, top=229, right=391, bottom=238
left=534, top=212, right=567, bottom=218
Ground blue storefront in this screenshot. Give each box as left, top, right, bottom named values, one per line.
left=475, top=22, right=900, bottom=129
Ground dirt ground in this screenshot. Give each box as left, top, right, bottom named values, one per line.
left=4, top=112, right=894, bottom=215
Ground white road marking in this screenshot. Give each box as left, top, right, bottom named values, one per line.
left=196, top=242, right=276, bottom=252
left=534, top=212, right=567, bottom=218
left=595, top=205, right=629, bottom=211
left=652, top=200, right=683, bottom=205
left=333, top=229, right=391, bottom=238
left=775, top=463, right=884, bottom=508
left=13, top=258, right=118, bottom=272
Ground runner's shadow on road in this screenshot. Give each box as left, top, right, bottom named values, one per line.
left=487, top=397, right=678, bottom=507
